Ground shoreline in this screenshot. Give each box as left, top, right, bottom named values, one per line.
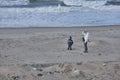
left=0, top=25, right=120, bottom=29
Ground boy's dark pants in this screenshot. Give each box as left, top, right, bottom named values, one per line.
left=84, top=42, right=88, bottom=52
left=68, top=44, right=72, bottom=50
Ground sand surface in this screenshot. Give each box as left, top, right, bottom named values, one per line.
left=0, top=26, right=120, bottom=80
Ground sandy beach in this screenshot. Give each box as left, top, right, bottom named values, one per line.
left=0, top=26, right=120, bottom=80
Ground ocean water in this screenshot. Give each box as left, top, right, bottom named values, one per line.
left=0, top=0, right=120, bottom=27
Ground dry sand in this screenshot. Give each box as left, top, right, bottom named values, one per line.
left=0, top=26, right=120, bottom=80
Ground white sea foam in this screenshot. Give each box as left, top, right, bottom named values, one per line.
left=0, top=0, right=29, bottom=6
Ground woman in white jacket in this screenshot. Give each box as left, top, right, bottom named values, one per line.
left=82, top=31, right=89, bottom=53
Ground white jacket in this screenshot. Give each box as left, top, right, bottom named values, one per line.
left=82, top=31, right=89, bottom=43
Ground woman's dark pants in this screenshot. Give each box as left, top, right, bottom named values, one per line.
left=84, top=42, right=88, bottom=52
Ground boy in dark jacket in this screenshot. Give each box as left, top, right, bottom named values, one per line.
left=67, top=36, right=73, bottom=50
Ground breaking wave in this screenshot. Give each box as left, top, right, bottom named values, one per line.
left=0, top=0, right=120, bottom=8
left=105, top=0, right=120, bottom=5
left=0, top=0, right=104, bottom=7
left=0, top=0, right=67, bottom=7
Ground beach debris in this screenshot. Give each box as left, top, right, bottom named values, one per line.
left=37, top=69, right=43, bottom=72
left=98, top=53, right=102, bottom=56
left=102, top=63, right=107, bottom=66
left=62, top=64, right=73, bottom=73
left=72, top=69, right=80, bottom=76
left=37, top=73, right=43, bottom=77
left=47, top=71, right=54, bottom=75
left=32, top=67, right=37, bottom=71
left=44, top=63, right=73, bottom=74
left=12, top=76, right=20, bottom=80
left=71, top=69, right=86, bottom=79
left=58, top=63, right=64, bottom=68
left=76, top=62, right=82, bottom=65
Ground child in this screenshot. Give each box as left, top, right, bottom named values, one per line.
left=67, top=36, right=73, bottom=50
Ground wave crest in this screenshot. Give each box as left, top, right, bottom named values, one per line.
left=105, top=0, right=120, bottom=5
